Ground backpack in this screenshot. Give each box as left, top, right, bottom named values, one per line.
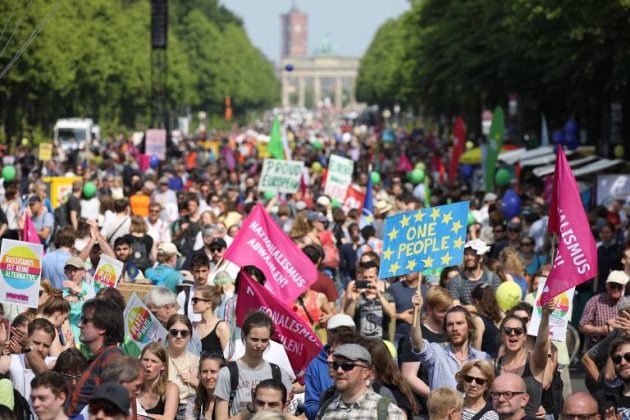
left=0, top=376, right=32, bottom=420
left=320, top=231, right=340, bottom=269
left=226, top=361, right=281, bottom=415
left=129, top=237, right=151, bottom=272
left=317, top=390, right=392, bottom=419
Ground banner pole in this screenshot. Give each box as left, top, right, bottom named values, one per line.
left=412, top=277, right=422, bottom=328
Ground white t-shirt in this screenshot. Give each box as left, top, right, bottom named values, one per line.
left=224, top=340, right=296, bottom=382
left=9, top=354, right=57, bottom=405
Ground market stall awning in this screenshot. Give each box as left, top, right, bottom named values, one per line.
left=499, top=146, right=555, bottom=165
left=532, top=156, right=598, bottom=177
left=572, top=159, right=625, bottom=177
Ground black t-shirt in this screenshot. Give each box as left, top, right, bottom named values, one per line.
left=66, top=195, right=81, bottom=223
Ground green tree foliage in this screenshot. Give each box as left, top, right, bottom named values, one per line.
left=357, top=0, right=630, bottom=137
left=0, top=0, right=279, bottom=139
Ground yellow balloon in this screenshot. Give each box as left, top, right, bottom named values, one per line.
left=614, top=145, right=625, bottom=159
left=496, top=281, right=522, bottom=311
left=415, top=162, right=426, bottom=171
left=465, top=140, right=474, bottom=150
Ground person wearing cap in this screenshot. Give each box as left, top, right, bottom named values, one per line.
left=145, top=242, right=184, bottom=293
left=153, top=176, right=177, bottom=210
left=447, top=239, right=501, bottom=307
left=478, top=192, right=497, bottom=227
left=304, top=314, right=356, bottom=420
left=580, top=270, right=630, bottom=347
left=316, top=343, right=405, bottom=419
left=28, top=194, right=54, bottom=247
left=373, top=200, right=392, bottom=240
left=87, top=383, right=131, bottom=420
left=62, top=256, right=94, bottom=340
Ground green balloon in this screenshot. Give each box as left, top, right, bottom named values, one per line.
left=311, top=140, right=323, bottom=150
left=331, top=198, right=341, bottom=208
left=409, top=169, right=425, bottom=185
left=415, top=162, right=426, bottom=171
left=371, top=171, right=381, bottom=185
left=83, top=182, right=97, bottom=198
left=1, top=166, right=15, bottom=182
left=263, top=191, right=276, bottom=201
left=495, top=168, right=512, bottom=187
left=467, top=211, right=476, bottom=226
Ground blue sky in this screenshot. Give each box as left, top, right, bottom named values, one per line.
left=221, top=0, right=410, bottom=64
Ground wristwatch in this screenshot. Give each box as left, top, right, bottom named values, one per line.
left=22, top=345, right=32, bottom=353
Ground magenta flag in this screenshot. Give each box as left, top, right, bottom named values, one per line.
left=223, top=203, right=318, bottom=304
left=23, top=214, right=41, bottom=245
left=397, top=154, right=413, bottom=173
left=540, top=148, right=597, bottom=304
left=235, top=271, right=323, bottom=384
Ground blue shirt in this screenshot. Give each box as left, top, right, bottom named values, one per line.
left=42, top=249, right=71, bottom=289
left=145, top=264, right=183, bottom=292
left=410, top=338, right=491, bottom=389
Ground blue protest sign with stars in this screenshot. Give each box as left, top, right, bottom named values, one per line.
left=378, top=201, right=470, bottom=279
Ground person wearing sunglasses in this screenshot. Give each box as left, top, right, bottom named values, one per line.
left=166, top=314, right=199, bottom=419
left=317, top=343, right=405, bottom=419
left=496, top=300, right=555, bottom=418
left=594, top=335, right=630, bottom=417
left=193, top=285, right=229, bottom=355
left=490, top=373, right=531, bottom=420
left=455, top=360, right=498, bottom=420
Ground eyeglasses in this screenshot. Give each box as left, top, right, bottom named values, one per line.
left=62, top=372, right=82, bottom=381
left=561, top=414, right=600, bottom=420
left=502, top=327, right=525, bottom=336
left=79, top=316, right=92, bottom=325
left=331, top=361, right=367, bottom=371
left=191, top=297, right=210, bottom=305
left=169, top=329, right=190, bottom=338
left=464, top=375, right=487, bottom=385
left=490, top=391, right=525, bottom=400
left=209, top=247, right=223, bottom=253
left=612, top=352, right=630, bottom=365
left=149, top=209, right=160, bottom=213
left=520, top=242, right=533, bottom=246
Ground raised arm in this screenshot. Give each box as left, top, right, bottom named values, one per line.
left=532, top=300, right=554, bottom=376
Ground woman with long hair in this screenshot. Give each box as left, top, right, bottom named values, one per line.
left=193, top=285, right=229, bottom=354
left=166, top=314, right=200, bottom=419
left=214, top=311, right=292, bottom=419
left=184, top=353, right=226, bottom=420
left=496, top=301, right=554, bottom=418
left=455, top=360, right=498, bottom=420
left=36, top=289, right=72, bottom=354
left=138, top=342, right=180, bottom=419
left=499, top=247, right=528, bottom=298
left=363, top=338, right=418, bottom=419
left=1, top=183, right=21, bottom=240
left=52, top=347, right=88, bottom=395
left=471, top=285, right=503, bottom=358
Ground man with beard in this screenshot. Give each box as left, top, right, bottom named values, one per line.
left=410, top=292, right=490, bottom=390
left=596, top=335, right=630, bottom=416
left=114, top=236, right=147, bottom=283
left=448, top=239, right=501, bottom=306
left=316, top=343, right=405, bottom=419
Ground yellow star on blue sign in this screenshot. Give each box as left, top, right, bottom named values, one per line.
left=388, top=227, right=399, bottom=241
left=400, top=215, right=410, bottom=228
left=451, top=220, right=463, bottom=234
left=442, top=211, right=453, bottom=225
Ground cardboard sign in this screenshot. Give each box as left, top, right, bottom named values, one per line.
left=42, top=176, right=83, bottom=209
left=527, top=277, right=574, bottom=342
left=342, top=185, right=365, bottom=214
left=324, top=154, right=354, bottom=202
left=258, top=159, right=304, bottom=194
left=379, top=201, right=469, bottom=279
left=38, top=143, right=53, bottom=161
left=93, top=254, right=124, bottom=290
left=145, top=129, right=167, bottom=160
left=123, top=293, right=169, bottom=357
left=0, top=239, right=44, bottom=309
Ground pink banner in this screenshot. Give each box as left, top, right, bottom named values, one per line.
left=23, top=214, right=41, bottom=246
left=223, top=203, right=317, bottom=304
left=541, top=148, right=597, bottom=304
left=235, top=271, right=323, bottom=384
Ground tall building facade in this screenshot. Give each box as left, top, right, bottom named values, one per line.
left=281, top=5, right=307, bottom=57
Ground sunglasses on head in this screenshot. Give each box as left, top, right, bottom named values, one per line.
left=464, top=375, right=487, bottom=385
left=169, top=328, right=190, bottom=338
left=502, top=327, right=524, bottom=336
left=331, top=361, right=366, bottom=372
left=612, top=352, right=630, bottom=365
left=62, top=372, right=82, bottom=381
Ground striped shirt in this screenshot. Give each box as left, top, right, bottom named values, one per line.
left=65, top=345, right=124, bottom=417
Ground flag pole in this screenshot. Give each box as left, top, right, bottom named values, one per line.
left=412, top=278, right=422, bottom=328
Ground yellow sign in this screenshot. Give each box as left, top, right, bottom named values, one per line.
left=38, top=143, right=53, bottom=161
left=42, top=177, right=82, bottom=209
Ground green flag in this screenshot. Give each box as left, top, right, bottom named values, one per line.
left=485, top=106, right=505, bottom=192
left=268, top=116, right=285, bottom=160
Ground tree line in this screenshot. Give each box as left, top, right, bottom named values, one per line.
left=0, top=0, right=279, bottom=143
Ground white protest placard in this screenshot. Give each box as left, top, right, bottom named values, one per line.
left=258, top=159, right=304, bottom=194
left=145, top=129, right=167, bottom=160
left=123, top=293, right=169, bottom=357
left=527, top=277, right=574, bottom=341
left=93, top=254, right=124, bottom=290
left=0, top=239, right=44, bottom=309
left=324, top=154, right=354, bottom=202
left=596, top=174, right=630, bottom=205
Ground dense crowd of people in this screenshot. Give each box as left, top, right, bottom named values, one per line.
left=0, top=115, right=629, bottom=420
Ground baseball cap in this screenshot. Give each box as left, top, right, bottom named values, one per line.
left=64, top=256, right=86, bottom=270
left=607, top=270, right=629, bottom=286
left=89, top=383, right=130, bottom=415
left=316, top=195, right=331, bottom=207
left=307, top=211, right=329, bottom=224
left=464, top=239, right=491, bottom=256
left=295, top=201, right=307, bottom=211
left=158, top=176, right=169, bottom=185
left=333, top=343, right=372, bottom=366
left=483, top=192, right=498, bottom=202
left=209, top=238, right=227, bottom=249
left=28, top=195, right=42, bottom=204
left=157, top=242, right=181, bottom=257
left=327, top=314, right=356, bottom=330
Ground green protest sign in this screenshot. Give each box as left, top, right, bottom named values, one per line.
left=324, top=154, right=354, bottom=202
left=258, top=159, right=304, bottom=194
